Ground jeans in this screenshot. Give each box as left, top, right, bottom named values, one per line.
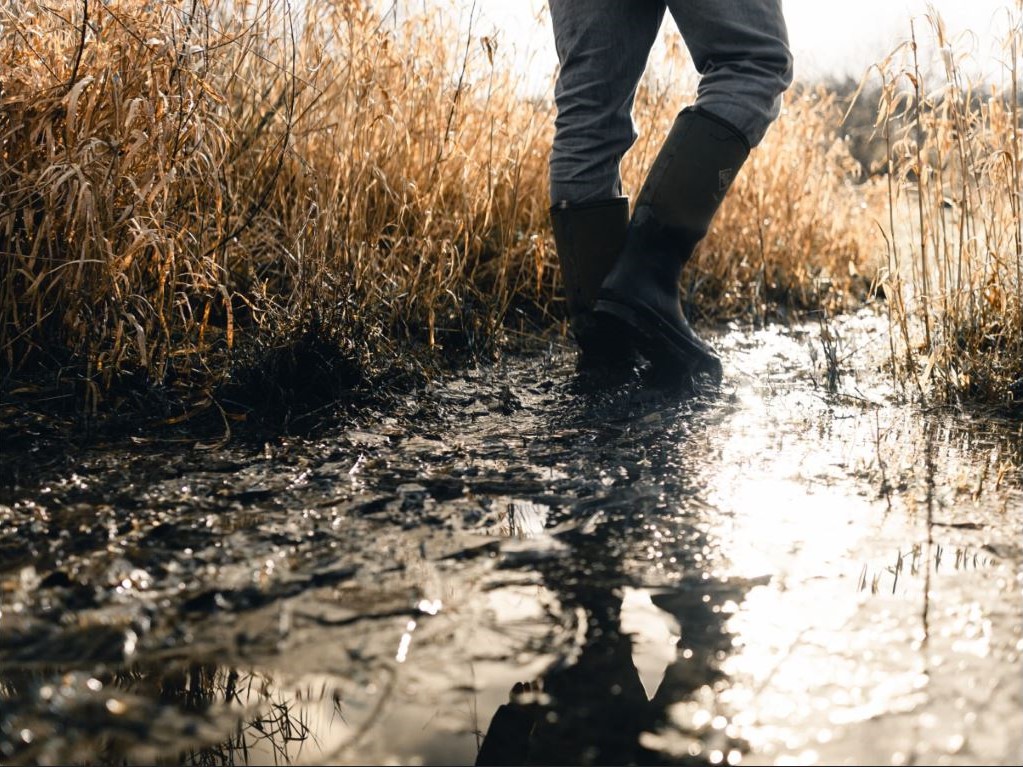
left=549, top=0, right=793, bottom=204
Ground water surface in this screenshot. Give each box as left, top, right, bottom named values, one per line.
left=2, top=312, right=1020, bottom=765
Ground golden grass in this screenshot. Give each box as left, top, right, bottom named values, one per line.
left=1, top=0, right=556, bottom=404
left=1, top=0, right=1014, bottom=412
left=872, top=4, right=1022, bottom=406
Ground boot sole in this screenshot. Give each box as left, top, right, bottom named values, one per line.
left=592, top=295, right=723, bottom=384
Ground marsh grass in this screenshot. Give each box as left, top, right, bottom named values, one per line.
left=1, top=0, right=1015, bottom=415
left=872, top=5, right=1022, bottom=407
left=1, top=0, right=556, bottom=414
left=0, top=664, right=330, bottom=763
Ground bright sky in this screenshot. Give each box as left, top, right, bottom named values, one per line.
left=469, top=0, right=1020, bottom=86
left=783, top=0, right=1019, bottom=80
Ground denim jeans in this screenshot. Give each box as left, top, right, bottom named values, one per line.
left=549, top=0, right=793, bottom=203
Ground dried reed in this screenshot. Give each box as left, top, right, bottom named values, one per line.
left=873, top=3, right=1022, bottom=406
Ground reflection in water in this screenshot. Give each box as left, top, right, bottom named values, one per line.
left=475, top=388, right=767, bottom=765
left=0, top=665, right=329, bottom=765
left=1, top=314, right=1020, bottom=765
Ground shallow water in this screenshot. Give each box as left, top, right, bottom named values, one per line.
left=1, top=312, right=1021, bottom=765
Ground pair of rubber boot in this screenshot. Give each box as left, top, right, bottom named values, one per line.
left=551, top=107, right=750, bottom=384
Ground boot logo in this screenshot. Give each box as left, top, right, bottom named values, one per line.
left=718, top=167, right=735, bottom=191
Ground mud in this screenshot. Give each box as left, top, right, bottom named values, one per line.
left=1, top=311, right=1021, bottom=765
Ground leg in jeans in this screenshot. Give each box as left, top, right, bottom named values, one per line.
left=665, top=0, right=793, bottom=147
left=547, top=0, right=665, bottom=363
left=548, top=0, right=664, bottom=205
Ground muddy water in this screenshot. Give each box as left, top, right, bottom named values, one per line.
left=1, top=312, right=1021, bottom=766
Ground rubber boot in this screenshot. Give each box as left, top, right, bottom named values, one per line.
left=549, top=196, right=630, bottom=364
left=593, top=107, right=751, bottom=384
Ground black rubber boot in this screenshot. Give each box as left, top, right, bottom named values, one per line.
left=549, top=196, right=631, bottom=365
left=593, top=107, right=751, bottom=384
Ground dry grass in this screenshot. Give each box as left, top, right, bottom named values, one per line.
left=0, top=0, right=554, bottom=410
left=870, top=4, right=1023, bottom=407
left=6, top=0, right=1003, bottom=416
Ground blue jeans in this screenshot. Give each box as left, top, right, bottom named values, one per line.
left=549, top=0, right=793, bottom=203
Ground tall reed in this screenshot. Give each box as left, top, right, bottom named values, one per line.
left=874, top=4, right=1022, bottom=406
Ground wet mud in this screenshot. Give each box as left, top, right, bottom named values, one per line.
left=1, top=311, right=1021, bottom=765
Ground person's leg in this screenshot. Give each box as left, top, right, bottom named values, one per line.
left=548, top=0, right=664, bottom=362
left=594, top=1, right=791, bottom=383
left=666, top=0, right=792, bottom=148
left=548, top=0, right=665, bottom=204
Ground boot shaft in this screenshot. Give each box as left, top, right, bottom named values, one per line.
left=609, top=107, right=752, bottom=295
left=636, top=106, right=751, bottom=250
left=630, top=104, right=752, bottom=274
left=549, top=196, right=630, bottom=318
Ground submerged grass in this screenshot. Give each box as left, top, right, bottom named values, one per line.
left=0, top=0, right=1018, bottom=419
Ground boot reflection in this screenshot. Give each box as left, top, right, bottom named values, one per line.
left=477, top=586, right=655, bottom=766
left=478, top=387, right=738, bottom=765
